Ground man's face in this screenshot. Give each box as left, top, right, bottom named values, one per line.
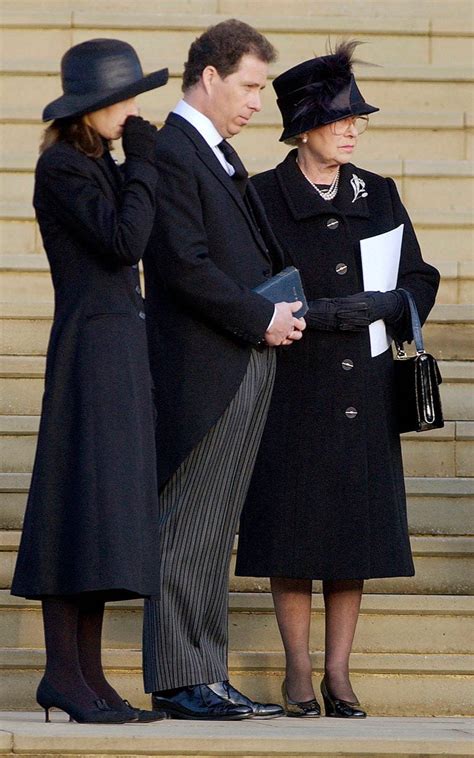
left=206, top=54, right=268, bottom=138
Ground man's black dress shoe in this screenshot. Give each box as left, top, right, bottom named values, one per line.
left=151, top=684, right=252, bottom=720
left=208, top=681, right=284, bottom=719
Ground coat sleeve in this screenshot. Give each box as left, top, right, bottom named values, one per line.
left=387, top=177, right=440, bottom=340
left=35, top=147, right=158, bottom=265
left=144, top=145, right=274, bottom=345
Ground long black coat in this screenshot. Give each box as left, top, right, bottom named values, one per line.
left=11, top=142, right=161, bottom=599
left=236, top=152, right=440, bottom=580
left=143, top=113, right=283, bottom=488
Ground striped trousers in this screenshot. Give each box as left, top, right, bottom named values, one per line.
left=142, top=348, right=276, bottom=692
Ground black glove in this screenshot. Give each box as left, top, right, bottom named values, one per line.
left=335, top=290, right=405, bottom=325
left=307, top=298, right=370, bottom=332
left=122, top=115, right=157, bottom=165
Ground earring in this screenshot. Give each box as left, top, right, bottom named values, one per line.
left=302, top=136, right=308, bottom=144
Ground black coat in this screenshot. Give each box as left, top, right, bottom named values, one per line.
left=236, top=152, right=440, bottom=580
left=143, top=113, right=283, bottom=488
left=11, top=142, right=161, bottom=599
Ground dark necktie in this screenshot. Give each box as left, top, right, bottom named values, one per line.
left=218, top=140, right=248, bottom=196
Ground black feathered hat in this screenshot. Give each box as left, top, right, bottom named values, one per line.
left=43, top=38, right=168, bottom=122
left=273, top=40, right=379, bottom=142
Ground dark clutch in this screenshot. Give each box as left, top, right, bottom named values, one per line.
left=393, top=289, right=444, bottom=434
left=253, top=266, right=308, bottom=318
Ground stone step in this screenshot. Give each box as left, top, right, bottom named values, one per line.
left=1, top=255, right=472, bottom=305
left=1, top=214, right=471, bottom=264
left=0, top=714, right=472, bottom=757
left=1, top=530, right=472, bottom=594
left=1, top=471, right=472, bottom=535
left=1, top=647, right=472, bottom=717
left=3, top=0, right=473, bottom=21
left=2, top=110, right=473, bottom=164
left=1, top=301, right=472, bottom=359
left=3, top=159, right=472, bottom=213
left=1, top=12, right=473, bottom=75
left=0, top=411, right=472, bottom=476
left=2, top=591, right=472, bottom=655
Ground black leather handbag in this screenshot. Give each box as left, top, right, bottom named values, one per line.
left=393, top=289, right=444, bottom=434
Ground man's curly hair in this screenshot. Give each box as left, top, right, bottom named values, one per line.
left=182, top=19, right=277, bottom=91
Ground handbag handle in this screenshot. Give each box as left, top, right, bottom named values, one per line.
left=396, top=288, right=425, bottom=356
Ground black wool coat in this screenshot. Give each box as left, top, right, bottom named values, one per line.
left=143, top=113, right=283, bottom=488
left=11, top=142, right=161, bottom=600
left=236, top=152, right=440, bottom=580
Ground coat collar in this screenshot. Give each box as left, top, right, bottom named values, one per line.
left=275, top=149, right=370, bottom=221
left=165, top=112, right=271, bottom=258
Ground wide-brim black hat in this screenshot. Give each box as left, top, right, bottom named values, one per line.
left=43, top=38, right=168, bottom=122
left=273, top=40, right=379, bottom=142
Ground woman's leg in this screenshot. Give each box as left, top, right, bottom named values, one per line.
left=270, top=577, right=314, bottom=701
left=76, top=595, right=125, bottom=709
left=323, top=579, right=364, bottom=702
left=41, top=596, right=100, bottom=707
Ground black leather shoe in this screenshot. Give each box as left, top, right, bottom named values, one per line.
left=208, top=680, right=284, bottom=719
left=151, top=684, right=252, bottom=720
left=119, top=699, right=167, bottom=722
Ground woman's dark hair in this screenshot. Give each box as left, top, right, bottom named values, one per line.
left=40, top=117, right=110, bottom=157
left=182, top=19, right=277, bottom=91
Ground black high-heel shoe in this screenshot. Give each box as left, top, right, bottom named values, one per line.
left=281, top=680, right=321, bottom=718
left=320, top=677, right=366, bottom=718
left=36, top=678, right=130, bottom=724
left=117, top=698, right=167, bottom=723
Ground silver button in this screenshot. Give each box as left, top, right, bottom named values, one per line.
left=345, top=407, right=358, bottom=419
left=327, top=218, right=339, bottom=230
left=342, top=359, right=354, bottom=371
left=138, top=311, right=146, bottom=320
left=336, top=263, right=348, bottom=275
left=135, top=285, right=142, bottom=295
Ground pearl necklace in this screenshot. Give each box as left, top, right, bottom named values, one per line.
left=296, top=159, right=340, bottom=201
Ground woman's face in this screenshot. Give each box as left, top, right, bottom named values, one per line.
left=299, top=116, right=367, bottom=168
left=84, top=97, right=139, bottom=140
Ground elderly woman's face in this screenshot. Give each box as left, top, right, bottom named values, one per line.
left=83, top=97, right=139, bottom=140
left=301, top=116, right=368, bottom=167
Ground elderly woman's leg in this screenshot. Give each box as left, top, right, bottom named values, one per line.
left=270, top=577, right=314, bottom=701
left=322, top=579, right=364, bottom=702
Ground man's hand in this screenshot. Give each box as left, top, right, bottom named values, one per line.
left=264, top=301, right=306, bottom=346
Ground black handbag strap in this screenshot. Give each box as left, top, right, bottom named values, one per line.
left=398, top=288, right=425, bottom=355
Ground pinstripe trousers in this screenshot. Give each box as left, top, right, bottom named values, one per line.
left=142, top=347, right=276, bottom=692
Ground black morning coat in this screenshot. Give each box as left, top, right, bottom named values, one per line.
left=143, top=113, right=284, bottom=489
left=11, top=141, right=162, bottom=600
left=236, top=151, right=440, bottom=581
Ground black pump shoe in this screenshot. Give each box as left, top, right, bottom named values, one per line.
left=36, top=678, right=129, bottom=723
left=281, top=680, right=321, bottom=718
left=320, top=677, right=367, bottom=718
left=119, top=698, right=167, bottom=722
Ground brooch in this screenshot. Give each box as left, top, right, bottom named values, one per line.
left=350, top=173, right=368, bottom=203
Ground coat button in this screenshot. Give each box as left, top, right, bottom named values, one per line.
left=327, top=218, right=339, bottom=230
left=336, top=263, right=348, bottom=275
left=138, top=311, right=146, bottom=320
left=342, top=359, right=354, bottom=371
left=135, top=285, right=142, bottom=295
left=131, top=264, right=138, bottom=270
left=345, top=407, right=358, bottom=419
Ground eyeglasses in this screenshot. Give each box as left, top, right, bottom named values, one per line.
left=330, top=116, right=369, bottom=135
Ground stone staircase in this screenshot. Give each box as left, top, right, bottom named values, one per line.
left=0, top=1, right=473, bottom=755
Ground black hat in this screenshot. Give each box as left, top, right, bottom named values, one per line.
left=273, top=40, right=379, bottom=142
left=43, top=38, right=169, bottom=122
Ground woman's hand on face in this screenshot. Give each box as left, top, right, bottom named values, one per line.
left=122, top=115, right=158, bottom=165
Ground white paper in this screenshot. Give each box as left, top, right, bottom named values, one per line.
left=360, top=224, right=404, bottom=357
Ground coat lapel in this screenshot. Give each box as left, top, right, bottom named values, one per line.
left=165, top=113, right=271, bottom=259
left=94, top=151, right=123, bottom=203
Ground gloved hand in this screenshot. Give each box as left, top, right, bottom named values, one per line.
left=335, top=290, right=405, bottom=325
left=122, top=115, right=157, bottom=165
left=306, top=298, right=370, bottom=332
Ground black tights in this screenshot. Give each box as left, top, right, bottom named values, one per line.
left=42, top=595, right=124, bottom=709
